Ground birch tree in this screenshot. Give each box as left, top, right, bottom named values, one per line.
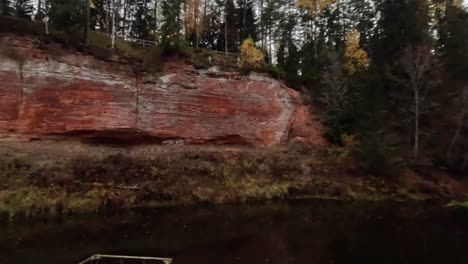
left=396, top=45, right=438, bottom=159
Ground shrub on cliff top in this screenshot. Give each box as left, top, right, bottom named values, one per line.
left=239, top=38, right=265, bottom=70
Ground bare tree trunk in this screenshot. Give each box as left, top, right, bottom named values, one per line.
left=177, top=3, right=181, bottom=39
left=268, top=27, right=271, bottom=59
left=242, top=0, right=246, bottom=35
left=414, top=89, right=420, bottom=159
left=225, top=0, right=228, bottom=55
left=122, top=0, right=127, bottom=36
left=36, top=0, right=42, bottom=18
left=105, top=0, right=110, bottom=33
left=111, top=0, right=115, bottom=49
left=84, top=0, right=91, bottom=46
left=203, top=0, right=207, bottom=43
left=260, top=0, right=264, bottom=48
left=195, top=0, right=199, bottom=47
left=143, top=0, right=148, bottom=39
left=154, top=0, right=158, bottom=41
left=184, top=1, right=188, bottom=39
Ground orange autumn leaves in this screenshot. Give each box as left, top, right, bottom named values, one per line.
left=297, top=0, right=336, bottom=16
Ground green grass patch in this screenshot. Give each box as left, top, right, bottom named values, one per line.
left=447, top=200, right=468, bottom=209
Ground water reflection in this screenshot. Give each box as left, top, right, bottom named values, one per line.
left=1, top=200, right=467, bottom=264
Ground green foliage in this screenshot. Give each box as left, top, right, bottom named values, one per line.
left=13, top=0, right=33, bottom=19
left=354, top=135, right=406, bottom=178
left=236, top=0, right=257, bottom=42
left=160, top=0, right=184, bottom=45
left=0, top=15, right=44, bottom=34
left=131, top=0, right=150, bottom=40
left=448, top=201, right=468, bottom=209
left=268, top=65, right=287, bottom=80
left=49, top=0, right=84, bottom=32
left=88, top=31, right=148, bottom=61
left=161, top=38, right=191, bottom=57
left=0, top=0, right=14, bottom=16
left=441, top=6, right=468, bottom=81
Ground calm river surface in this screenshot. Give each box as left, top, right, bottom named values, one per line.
left=1, top=200, right=467, bottom=264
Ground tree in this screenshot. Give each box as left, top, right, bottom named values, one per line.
left=132, top=0, right=150, bottom=39
left=85, top=0, right=91, bottom=45
left=185, top=0, right=203, bottom=46
left=348, top=0, right=375, bottom=50
left=239, top=37, right=265, bottom=69
left=446, top=86, right=468, bottom=167
left=35, top=0, right=45, bottom=20
left=321, top=51, right=350, bottom=143
left=49, top=0, right=83, bottom=32
left=203, top=0, right=224, bottom=50
left=236, top=0, right=256, bottom=42
left=223, top=0, right=236, bottom=53
left=437, top=2, right=468, bottom=172
left=393, top=45, right=438, bottom=159
left=344, top=29, right=369, bottom=75
left=14, top=0, right=34, bottom=19
left=297, top=0, right=336, bottom=17
left=0, top=0, right=13, bottom=16
left=370, top=0, right=431, bottom=71
left=160, top=0, right=183, bottom=44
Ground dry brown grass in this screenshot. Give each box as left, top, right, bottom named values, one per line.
left=0, top=141, right=463, bottom=220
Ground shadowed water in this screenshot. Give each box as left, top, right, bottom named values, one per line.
left=0, top=200, right=467, bottom=264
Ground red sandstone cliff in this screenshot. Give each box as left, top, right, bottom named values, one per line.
left=0, top=35, right=325, bottom=146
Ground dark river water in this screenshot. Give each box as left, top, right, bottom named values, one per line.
left=0, top=200, right=467, bottom=264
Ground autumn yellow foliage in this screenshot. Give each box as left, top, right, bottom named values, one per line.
left=344, top=29, right=369, bottom=74
left=297, top=0, right=336, bottom=16
left=239, top=38, right=265, bottom=69
left=453, top=0, right=463, bottom=8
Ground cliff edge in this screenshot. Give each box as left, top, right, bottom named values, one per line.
left=0, top=35, right=326, bottom=146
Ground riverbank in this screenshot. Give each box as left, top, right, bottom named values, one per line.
left=0, top=141, right=467, bottom=220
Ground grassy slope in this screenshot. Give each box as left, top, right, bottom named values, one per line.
left=1, top=141, right=464, bottom=221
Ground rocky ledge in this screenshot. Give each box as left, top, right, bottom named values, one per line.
left=0, top=35, right=325, bottom=146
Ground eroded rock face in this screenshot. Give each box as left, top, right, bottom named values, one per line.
left=0, top=35, right=325, bottom=146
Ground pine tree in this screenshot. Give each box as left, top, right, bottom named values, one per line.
left=224, top=0, right=237, bottom=52
left=49, top=0, right=83, bottom=32
left=0, top=0, right=13, bottom=16
left=14, top=0, right=34, bottom=19
left=236, top=0, right=256, bottom=42
left=161, top=0, right=184, bottom=44
left=370, top=0, right=431, bottom=70
left=133, top=0, right=150, bottom=39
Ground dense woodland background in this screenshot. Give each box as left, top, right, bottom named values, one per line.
left=0, top=0, right=467, bottom=177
